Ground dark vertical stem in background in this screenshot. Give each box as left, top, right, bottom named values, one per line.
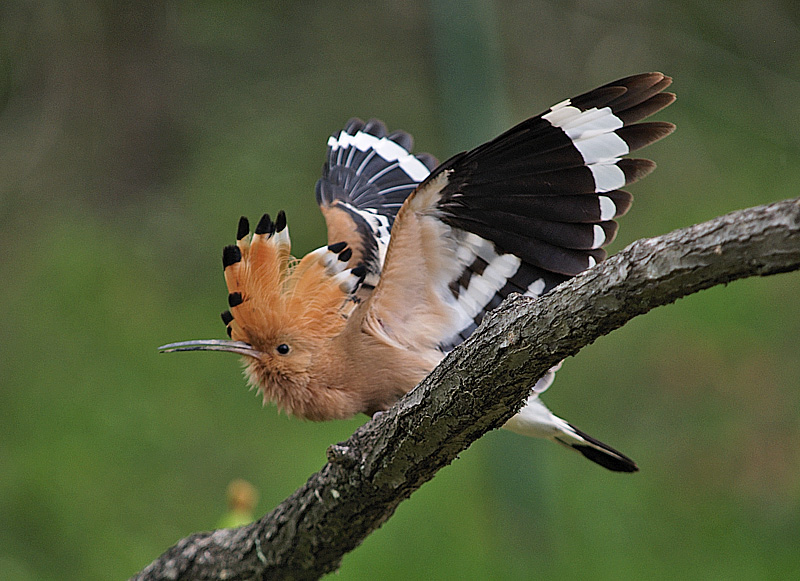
left=427, top=0, right=556, bottom=537
left=428, top=0, right=510, bottom=153
left=0, top=0, right=185, bottom=210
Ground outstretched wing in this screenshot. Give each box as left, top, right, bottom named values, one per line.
left=315, top=118, right=438, bottom=287
left=361, top=72, right=675, bottom=353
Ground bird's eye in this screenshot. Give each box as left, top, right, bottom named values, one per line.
left=276, top=343, right=290, bottom=355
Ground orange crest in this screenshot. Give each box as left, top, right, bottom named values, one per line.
left=221, top=212, right=364, bottom=354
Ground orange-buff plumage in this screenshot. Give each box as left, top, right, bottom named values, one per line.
left=162, top=73, right=676, bottom=471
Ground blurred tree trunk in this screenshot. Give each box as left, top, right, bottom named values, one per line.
left=428, top=0, right=510, bottom=152
left=428, top=0, right=556, bottom=535
left=0, top=0, right=185, bottom=212
left=95, top=0, right=186, bottom=203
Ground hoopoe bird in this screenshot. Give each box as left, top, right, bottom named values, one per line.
left=161, top=73, right=675, bottom=472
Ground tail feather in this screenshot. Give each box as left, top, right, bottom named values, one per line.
left=503, top=394, right=638, bottom=473
left=555, top=423, right=639, bottom=473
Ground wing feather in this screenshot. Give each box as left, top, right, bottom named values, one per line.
left=360, top=73, right=674, bottom=352
left=316, top=118, right=437, bottom=286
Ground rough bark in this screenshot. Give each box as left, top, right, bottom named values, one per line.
left=133, top=197, right=800, bottom=581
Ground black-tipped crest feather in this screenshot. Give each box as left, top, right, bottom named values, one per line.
left=275, top=210, right=287, bottom=232
left=237, top=216, right=250, bottom=240
left=255, top=213, right=274, bottom=235
left=222, top=244, right=242, bottom=268
left=228, top=292, right=243, bottom=307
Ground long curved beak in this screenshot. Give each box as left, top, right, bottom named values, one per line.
left=158, top=339, right=259, bottom=357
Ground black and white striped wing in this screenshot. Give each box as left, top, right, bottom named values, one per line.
left=315, top=118, right=437, bottom=286
left=365, top=73, right=675, bottom=353
left=435, top=73, right=675, bottom=350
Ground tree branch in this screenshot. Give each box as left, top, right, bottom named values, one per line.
left=133, top=197, right=800, bottom=581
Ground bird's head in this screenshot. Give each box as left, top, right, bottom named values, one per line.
left=160, top=212, right=365, bottom=417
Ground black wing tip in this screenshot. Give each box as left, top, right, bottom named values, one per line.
left=362, top=118, right=388, bottom=138
left=319, top=117, right=434, bottom=217
left=654, top=91, right=677, bottom=109
left=339, top=117, right=388, bottom=139
left=350, top=264, right=367, bottom=279
left=619, top=158, right=657, bottom=185
left=604, top=71, right=672, bottom=93
left=328, top=241, right=347, bottom=254
left=617, top=121, right=676, bottom=153
left=568, top=72, right=674, bottom=120
left=416, top=152, right=440, bottom=172
left=343, top=117, right=365, bottom=134
left=338, top=247, right=353, bottom=262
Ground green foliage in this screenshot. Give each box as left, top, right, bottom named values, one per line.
left=1, top=1, right=799, bottom=579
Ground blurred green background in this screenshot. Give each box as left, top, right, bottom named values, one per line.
left=2, top=1, right=800, bottom=579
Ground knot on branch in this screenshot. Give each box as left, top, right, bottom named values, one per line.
left=326, top=443, right=360, bottom=468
